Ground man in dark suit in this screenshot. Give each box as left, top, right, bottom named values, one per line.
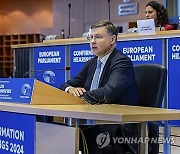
left=60, top=20, right=139, bottom=154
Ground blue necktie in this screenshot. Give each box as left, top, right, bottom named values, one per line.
left=91, top=60, right=102, bottom=90
left=86, top=60, right=102, bottom=125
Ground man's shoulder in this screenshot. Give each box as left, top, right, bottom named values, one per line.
left=111, top=48, right=131, bottom=60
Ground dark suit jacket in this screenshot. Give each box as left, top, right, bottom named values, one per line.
left=61, top=48, right=139, bottom=106
left=61, top=48, right=139, bottom=153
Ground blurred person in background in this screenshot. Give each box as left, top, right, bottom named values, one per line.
left=145, top=1, right=175, bottom=30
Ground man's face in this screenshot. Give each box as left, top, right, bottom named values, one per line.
left=88, top=27, right=115, bottom=59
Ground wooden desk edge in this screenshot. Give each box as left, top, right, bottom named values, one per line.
left=0, top=102, right=180, bottom=123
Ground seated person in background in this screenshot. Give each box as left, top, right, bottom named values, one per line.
left=146, top=1, right=175, bottom=30
left=60, top=20, right=139, bottom=154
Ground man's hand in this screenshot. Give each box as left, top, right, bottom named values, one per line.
left=68, top=87, right=86, bottom=97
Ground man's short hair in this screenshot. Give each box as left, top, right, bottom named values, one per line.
left=90, top=20, right=118, bottom=40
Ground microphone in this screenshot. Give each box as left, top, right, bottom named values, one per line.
left=67, top=3, right=72, bottom=38
left=108, top=0, right=111, bottom=21
left=23, top=67, right=71, bottom=78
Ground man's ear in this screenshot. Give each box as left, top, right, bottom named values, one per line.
left=111, top=35, right=116, bottom=44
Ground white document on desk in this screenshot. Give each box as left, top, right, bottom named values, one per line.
left=137, top=19, right=156, bottom=35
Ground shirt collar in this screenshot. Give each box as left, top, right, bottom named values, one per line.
left=98, top=50, right=113, bottom=65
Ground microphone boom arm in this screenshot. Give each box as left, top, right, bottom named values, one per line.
left=23, top=67, right=71, bottom=78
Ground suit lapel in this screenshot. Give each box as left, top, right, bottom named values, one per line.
left=98, top=49, right=117, bottom=87
left=87, top=58, right=97, bottom=90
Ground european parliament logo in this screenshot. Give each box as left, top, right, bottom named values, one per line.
left=21, top=84, right=31, bottom=96
left=43, top=71, right=56, bottom=84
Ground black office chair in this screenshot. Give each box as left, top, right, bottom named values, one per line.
left=135, top=64, right=167, bottom=108
left=134, top=63, right=167, bottom=154
left=81, top=64, right=167, bottom=154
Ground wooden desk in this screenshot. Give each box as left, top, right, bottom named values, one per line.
left=0, top=103, right=180, bottom=122
left=0, top=102, right=180, bottom=154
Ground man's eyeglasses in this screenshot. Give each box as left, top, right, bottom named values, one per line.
left=87, top=34, right=112, bottom=41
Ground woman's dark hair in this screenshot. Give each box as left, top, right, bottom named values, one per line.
left=146, top=1, right=169, bottom=27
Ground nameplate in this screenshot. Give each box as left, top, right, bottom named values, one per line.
left=0, top=78, right=34, bottom=104
left=137, top=19, right=156, bottom=35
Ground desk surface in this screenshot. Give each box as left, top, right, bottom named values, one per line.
left=11, top=30, right=180, bottom=48
left=0, top=102, right=180, bottom=122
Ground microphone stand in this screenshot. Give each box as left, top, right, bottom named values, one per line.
left=108, top=0, right=111, bottom=21
left=23, top=67, right=71, bottom=78
left=67, top=3, right=71, bottom=38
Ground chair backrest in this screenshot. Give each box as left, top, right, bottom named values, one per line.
left=134, top=64, right=167, bottom=108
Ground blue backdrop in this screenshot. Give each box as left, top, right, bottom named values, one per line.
left=0, top=111, right=35, bottom=154
left=34, top=45, right=66, bottom=88
left=70, top=43, right=94, bottom=78
left=168, top=37, right=180, bottom=126
left=0, top=78, right=34, bottom=104
left=117, top=39, right=163, bottom=65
